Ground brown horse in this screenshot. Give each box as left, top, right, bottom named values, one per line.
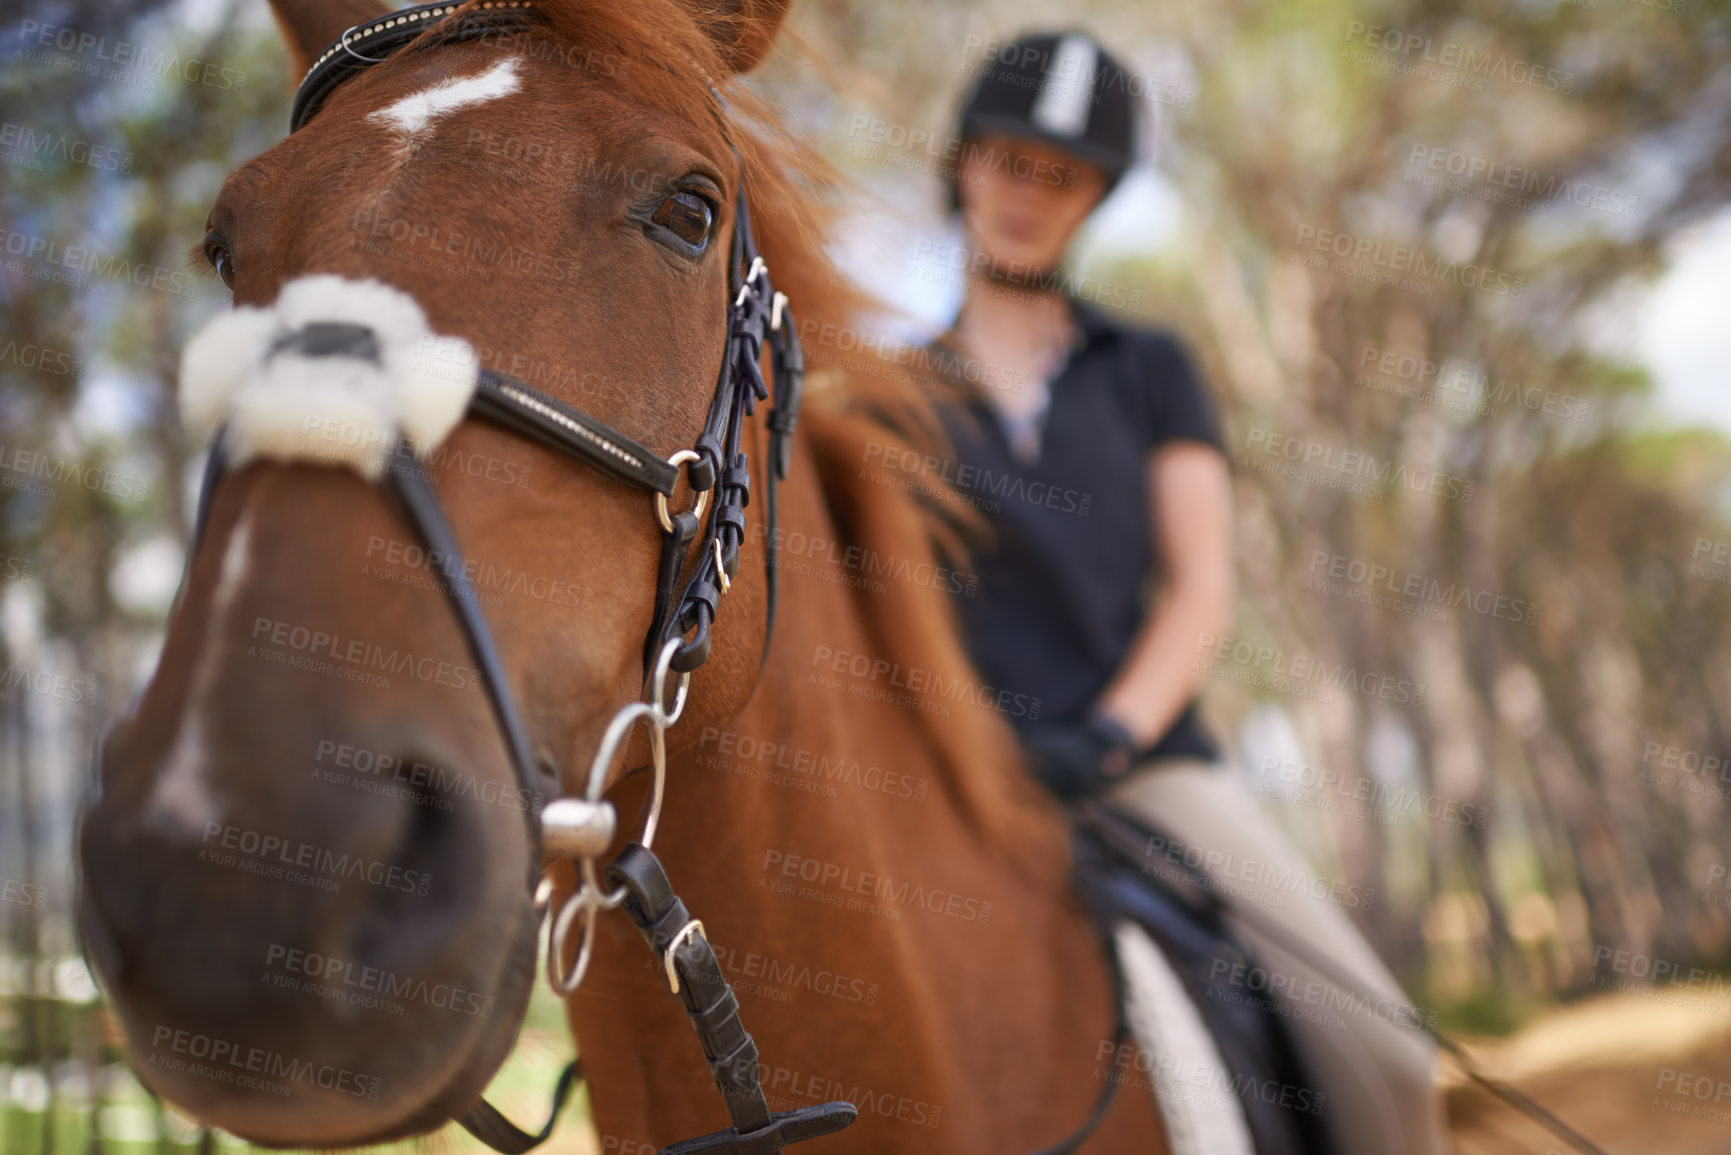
left=77, top=0, right=1169, bottom=1150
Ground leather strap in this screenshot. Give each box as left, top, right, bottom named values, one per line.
left=290, top=1, right=539, bottom=132
left=472, top=371, right=681, bottom=496
left=1030, top=826, right=1131, bottom=1155
left=389, top=441, right=552, bottom=868
left=759, top=273, right=805, bottom=668
left=605, top=844, right=859, bottom=1154
left=457, top=1060, right=584, bottom=1154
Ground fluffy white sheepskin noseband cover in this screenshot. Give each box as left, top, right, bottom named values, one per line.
left=178, top=275, right=478, bottom=480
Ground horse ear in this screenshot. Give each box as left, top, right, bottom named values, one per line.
left=693, top=0, right=793, bottom=74
left=267, top=0, right=394, bottom=79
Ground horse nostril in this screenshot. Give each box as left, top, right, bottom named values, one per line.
left=342, top=753, right=497, bottom=962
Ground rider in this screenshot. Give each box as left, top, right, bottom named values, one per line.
left=929, top=31, right=1447, bottom=1155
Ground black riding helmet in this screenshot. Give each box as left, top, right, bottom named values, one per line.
left=950, top=31, right=1137, bottom=212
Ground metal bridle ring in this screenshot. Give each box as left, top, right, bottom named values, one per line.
left=547, top=884, right=599, bottom=995
left=655, top=449, right=711, bottom=534
left=337, top=24, right=388, bottom=63
left=650, top=637, right=691, bottom=726
left=583, top=701, right=667, bottom=856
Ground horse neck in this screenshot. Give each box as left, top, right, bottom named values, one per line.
left=668, top=422, right=1076, bottom=920
left=573, top=420, right=1147, bottom=1149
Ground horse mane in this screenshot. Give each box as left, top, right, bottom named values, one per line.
left=439, top=0, right=1066, bottom=893
left=503, top=0, right=1071, bottom=886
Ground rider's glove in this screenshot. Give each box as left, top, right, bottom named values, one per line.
left=1021, top=714, right=1140, bottom=801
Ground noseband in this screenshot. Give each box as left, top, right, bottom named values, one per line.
left=187, top=4, right=857, bottom=1152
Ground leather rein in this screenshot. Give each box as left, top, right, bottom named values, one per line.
left=183, top=4, right=1121, bottom=1152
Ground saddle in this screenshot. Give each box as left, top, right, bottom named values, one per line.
left=1069, top=799, right=1333, bottom=1155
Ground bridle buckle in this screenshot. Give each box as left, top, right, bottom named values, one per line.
left=662, top=919, right=707, bottom=994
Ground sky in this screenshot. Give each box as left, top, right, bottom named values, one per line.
left=1637, top=209, right=1731, bottom=432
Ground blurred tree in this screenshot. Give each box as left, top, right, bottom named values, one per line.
left=2, top=3, right=286, bottom=1149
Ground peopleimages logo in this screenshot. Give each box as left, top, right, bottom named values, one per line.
left=200, top=821, right=433, bottom=896
left=0, top=440, right=150, bottom=501
left=249, top=615, right=482, bottom=693
left=0, top=122, right=132, bottom=173
left=1258, top=756, right=1490, bottom=829
left=860, top=439, right=1094, bottom=516
left=1, top=228, right=200, bottom=298
left=1591, top=946, right=1731, bottom=1003
left=0, top=337, right=84, bottom=378
left=1, top=877, right=48, bottom=911
left=755, top=1062, right=944, bottom=1129
left=1405, top=144, right=1638, bottom=219
left=846, top=117, right=1080, bottom=188
left=1243, top=428, right=1476, bottom=502
left=1342, top=21, right=1574, bottom=94
left=1195, top=633, right=1425, bottom=705
left=810, top=644, right=1042, bottom=720
left=761, top=849, right=993, bottom=926
left=1355, top=344, right=1590, bottom=422
left=1689, top=537, right=1731, bottom=588
left=750, top=524, right=978, bottom=598
left=313, top=739, right=544, bottom=815
left=911, top=240, right=1143, bottom=311
left=147, top=1026, right=380, bottom=1100
left=696, top=725, right=929, bottom=803
left=792, top=318, right=1033, bottom=395
left=1140, top=830, right=1377, bottom=909
left=0, top=661, right=101, bottom=708
left=645, top=939, right=882, bottom=1007
left=263, top=944, right=495, bottom=1019
left=16, top=20, right=250, bottom=92
left=1204, top=959, right=1439, bottom=1033
left=1306, top=550, right=1537, bottom=626
left=1294, top=224, right=1526, bottom=299
left=957, top=35, right=1195, bottom=109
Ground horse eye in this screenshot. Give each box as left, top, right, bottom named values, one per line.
left=650, top=190, right=715, bottom=251
left=203, top=229, right=235, bottom=289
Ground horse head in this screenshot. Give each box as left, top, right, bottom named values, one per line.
left=77, top=0, right=801, bottom=1144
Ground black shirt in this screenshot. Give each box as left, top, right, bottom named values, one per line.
left=937, top=301, right=1226, bottom=761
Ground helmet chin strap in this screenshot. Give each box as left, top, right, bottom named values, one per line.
left=956, top=212, right=1073, bottom=299
left=976, top=255, right=1066, bottom=295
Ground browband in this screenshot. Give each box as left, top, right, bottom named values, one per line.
left=291, top=1, right=539, bottom=133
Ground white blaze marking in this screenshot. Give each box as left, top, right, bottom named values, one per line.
left=148, top=509, right=254, bottom=832
left=368, top=56, right=522, bottom=138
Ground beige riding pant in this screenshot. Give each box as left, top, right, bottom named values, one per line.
left=1105, top=758, right=1449, bottom=1155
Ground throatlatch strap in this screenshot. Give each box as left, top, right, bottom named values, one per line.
left=457, top=1060, right=583, bottom=1154
left=605, top=844, right=859, bottom=1154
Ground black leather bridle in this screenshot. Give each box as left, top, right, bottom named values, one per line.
left=186, top=3, right=857, bottom=1153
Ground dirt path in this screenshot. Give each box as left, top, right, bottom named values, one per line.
left=1445, top=989, right=1731, bottom=1154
